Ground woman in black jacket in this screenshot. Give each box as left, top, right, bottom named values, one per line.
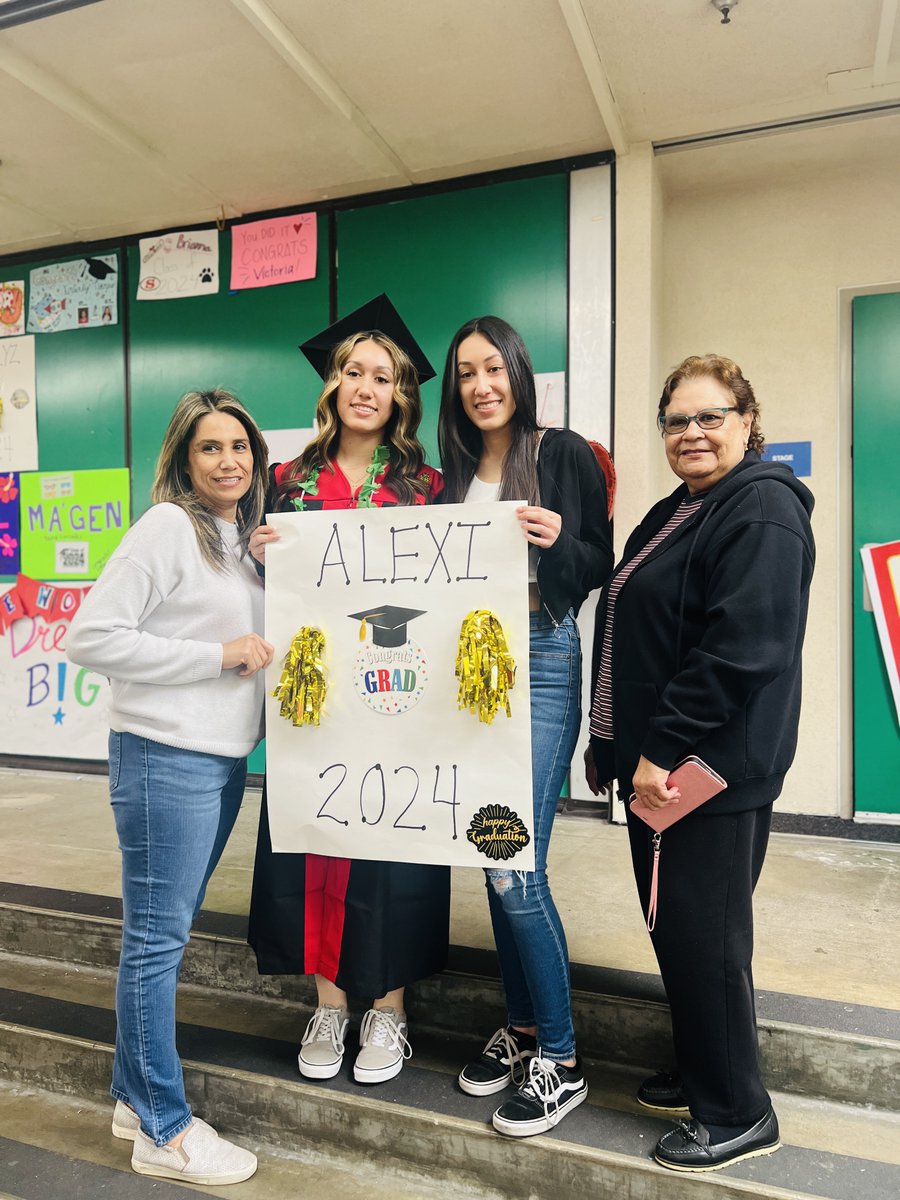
left=586, top=354, right=815, bottom=1172
left=439, top=316, right=613, bottom=1138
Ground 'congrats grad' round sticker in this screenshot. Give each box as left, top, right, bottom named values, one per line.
left=349, top=604, right=429, bottom=716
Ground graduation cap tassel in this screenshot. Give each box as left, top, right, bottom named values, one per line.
left=272, top=626, right=328, bottom=727
left=455, top=610, right=516, bottom=725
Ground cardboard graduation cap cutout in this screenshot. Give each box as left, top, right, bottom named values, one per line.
left=299, top=294, right=436, bottom=384
left=349, top=604, right=426, bottom=648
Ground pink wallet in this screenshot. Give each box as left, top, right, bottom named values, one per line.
left=629, top=757, right=727, bottom=931
left=629, top=755, right=727, bottom=832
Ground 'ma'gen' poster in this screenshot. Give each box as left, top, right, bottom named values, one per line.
left=19, top=468, right=130, bottom=581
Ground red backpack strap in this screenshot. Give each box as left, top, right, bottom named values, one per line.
left=587, top=440, right=616, bottom=518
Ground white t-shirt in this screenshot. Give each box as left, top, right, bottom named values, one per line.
left=464, top=474, right=538, bottom=583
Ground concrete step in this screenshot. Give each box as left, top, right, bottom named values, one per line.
left=0, top=1084, right=448, bottom=1200
left=0, top=953, right=899, bottom=1200
left=1, top=884, right=898, bottom=1112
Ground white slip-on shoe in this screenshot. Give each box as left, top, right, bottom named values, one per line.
left=298, top=1004, right=350, bottom=1079
left=353, top=1006, right=412, bottom=1084
left=111, top=1100, right=140, bottom=1141
left=131, top=1118, right=257, bottom=1185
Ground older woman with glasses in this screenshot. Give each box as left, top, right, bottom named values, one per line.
left=585, top=355, right=815, bottom=1172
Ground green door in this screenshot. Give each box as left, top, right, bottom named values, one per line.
left=852, top=293, right=900, bottom=817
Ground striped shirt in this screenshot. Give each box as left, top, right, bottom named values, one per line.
left=589, top=497, right=703, bottom=741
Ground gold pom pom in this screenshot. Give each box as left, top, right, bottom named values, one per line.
left=455, top=610, right=516, bottom=724
left=272, top=626, right=327, bottom=727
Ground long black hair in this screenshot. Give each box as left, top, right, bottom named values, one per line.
left=438, top=316, right=540, bottom=504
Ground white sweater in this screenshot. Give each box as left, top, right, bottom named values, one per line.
left=67, top=502, right=265, bottom=758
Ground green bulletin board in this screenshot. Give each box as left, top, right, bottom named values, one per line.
left=1, top=167, right=578, bottom=768
left=337, top=174, right=569, bottom=461
left=126, top=218, right=332, bottom=516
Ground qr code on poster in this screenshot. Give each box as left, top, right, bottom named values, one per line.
left=55, top=542, right=89, bottom=574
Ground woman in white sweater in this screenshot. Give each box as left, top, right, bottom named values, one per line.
left=68, top=389, right=273, bottom=1187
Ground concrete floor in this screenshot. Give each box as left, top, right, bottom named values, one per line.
left=2, top=767, right=898, bottom=1010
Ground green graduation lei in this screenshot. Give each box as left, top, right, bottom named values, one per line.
left=291, top=443, right=390, bottom=512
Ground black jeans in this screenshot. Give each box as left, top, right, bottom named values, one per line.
left=626, top=802, right=773, bottom=1127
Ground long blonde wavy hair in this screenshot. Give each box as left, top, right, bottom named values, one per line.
left=151, top=389, right=269, bottom=570
left=275, top=332, right=429, bottom=509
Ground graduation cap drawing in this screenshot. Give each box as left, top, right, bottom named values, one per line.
left=300, top=294, right=436, bottom=384
left=349, top=604, right=426, bottom=648
left=84, top=257, right=116, bottom=280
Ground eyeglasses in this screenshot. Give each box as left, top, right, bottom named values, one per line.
left=658, top=407, right=739, bottom=435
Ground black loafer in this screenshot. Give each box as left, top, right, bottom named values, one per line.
left=654, top=1107, right=780, bottom=1172
left=636, top=1070, right=689, bottom=1114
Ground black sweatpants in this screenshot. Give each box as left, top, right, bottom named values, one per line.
left=626, top=802, right=773, bottom=1127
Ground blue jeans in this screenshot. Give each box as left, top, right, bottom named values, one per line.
left=485, top=610, right=582, bottom=1061
left=108, top=731, right=246, bottom=1145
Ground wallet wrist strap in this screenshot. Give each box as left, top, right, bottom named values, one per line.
left=647, top=833, right=661, bottom=932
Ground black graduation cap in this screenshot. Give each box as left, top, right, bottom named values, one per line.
left=84, top=257, right=116, bottom=280
left=349, top=604, right=426, bottom=648
left=300, top=294, right=436, bottom=384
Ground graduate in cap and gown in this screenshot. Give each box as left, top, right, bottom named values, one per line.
left=247, top=296, right=448, bottom=1085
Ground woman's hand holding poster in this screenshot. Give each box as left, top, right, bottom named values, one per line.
left=264, top=501, right=534, bottom=870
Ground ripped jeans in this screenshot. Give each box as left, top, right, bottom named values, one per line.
left=485, top=610, right=581, bottom=1061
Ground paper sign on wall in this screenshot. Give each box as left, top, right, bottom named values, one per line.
left=860, top=540, right=900, bottom=725
left=0, top=580, right=109, bottom=758
left=230, top=212, right=317, bottom=290
left=262, top=427, right=316, bottom=466
left=0, top=473, right=20, bottom=573
left=534, top=372, right=566, bottom=427
left=763, top=441, right=812, bottom=477
left=0, top=281, right=25, bottom=338
left=137, top=229, right=220, bottom=300
left=27, top=255, right=118, bottom=333
left=265, top=502, right=534, bottom=870
left=0, top=336, right=38, bottom=472
left=19, top=468, right=130, bottom=581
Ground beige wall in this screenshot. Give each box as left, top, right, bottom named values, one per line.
left=614, top=138, right=900, bottom=817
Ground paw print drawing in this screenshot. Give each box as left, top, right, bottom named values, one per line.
left=199, top=268, right=214, bottom=283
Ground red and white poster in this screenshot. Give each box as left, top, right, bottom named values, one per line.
left=861, top=540, right=900, bottom=725
left=0, top=575, right=109, bottom=758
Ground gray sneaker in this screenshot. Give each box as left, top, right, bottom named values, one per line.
left=131, top=1118, right=257, bottom=1185
left=298, top=1004, right=350, bottom=1079
left=353, top=1006, right=411, bottom=1084
left=111, top=1100, right=140, bottom=1140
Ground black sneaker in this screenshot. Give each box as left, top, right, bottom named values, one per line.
left=654, top=1108, right=781, bottom=1172
left=637, top=1070, right=689, bottom=1114
left=458, top=1026, right=537, bottom=1097
left=491, top=1056, right=588, bottom=1137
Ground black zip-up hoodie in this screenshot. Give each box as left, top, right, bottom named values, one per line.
left=591, top=452, right=815, bottom=814
left=441, top=427, right=613, bottom=623
left=535, top=428, right=613, bottom=623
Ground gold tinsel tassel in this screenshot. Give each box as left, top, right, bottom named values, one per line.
left=272, top=626, right=327, bottom=727
left=455, top=610, right=516, bottom=725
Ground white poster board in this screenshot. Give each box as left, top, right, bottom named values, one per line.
left=0, top=336, right=37, bottom=472
left=137, top=230, right=220, bottom=300
left=265, top=502, right=534, bottom=869
left=0, top=589, right=109, bottom=759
